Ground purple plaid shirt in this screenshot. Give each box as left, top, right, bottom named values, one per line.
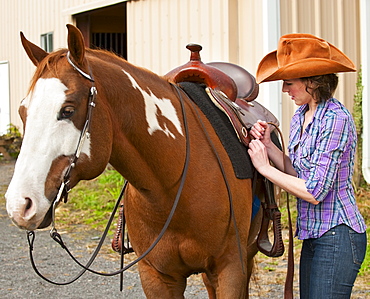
left=289, top=98, right=366, bottom=240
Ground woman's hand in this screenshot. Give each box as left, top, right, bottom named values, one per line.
left=250, top=120, right=271, bottom=146
left=247, top=139, right=271, bottom=175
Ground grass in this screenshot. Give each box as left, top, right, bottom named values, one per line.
left=55, top=167, right=124, bottom=234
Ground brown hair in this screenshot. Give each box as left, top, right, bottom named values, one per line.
left=301, top=73, right=338, bottom=103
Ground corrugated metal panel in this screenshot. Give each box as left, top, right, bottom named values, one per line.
left=0, top=0, right=84, bottom=130
left=126, top=0, right=233, bottom=75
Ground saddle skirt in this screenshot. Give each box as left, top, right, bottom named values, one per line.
left=206, top=87, right=279, bottom=147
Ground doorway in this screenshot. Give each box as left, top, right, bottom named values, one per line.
left=75, top=2, right=127, bottom=59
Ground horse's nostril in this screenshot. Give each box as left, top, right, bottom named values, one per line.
left=26, top=197, right=32, bottom=211
left=24, top=197, right=35, bottom=219
left=25, top=198, right=32, bottom=210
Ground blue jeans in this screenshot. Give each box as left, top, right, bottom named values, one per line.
left=299, top=224, right=367, bottom=299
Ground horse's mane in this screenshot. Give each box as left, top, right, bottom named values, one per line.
left=86, top=48, right=161, bottom=80
left=28, top=47, right=159, bottom=95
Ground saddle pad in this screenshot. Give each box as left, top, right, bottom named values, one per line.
left=179, top=81, right=253, bottom=179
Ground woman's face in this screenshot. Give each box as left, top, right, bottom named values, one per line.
left=282, top=79, right=315, bottom=106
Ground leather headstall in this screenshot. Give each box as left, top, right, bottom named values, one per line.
left=50, top=52, right=97, bottom=235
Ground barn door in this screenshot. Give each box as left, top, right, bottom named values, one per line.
left=75, top=2, right=127, bottom=59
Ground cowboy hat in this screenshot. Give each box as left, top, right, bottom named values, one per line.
left=256, top=33, right=356, bottom=84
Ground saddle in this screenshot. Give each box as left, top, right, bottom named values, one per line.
left=112, top=44, right=284, bottom=258
left=164, top=44, right=279, bottom=148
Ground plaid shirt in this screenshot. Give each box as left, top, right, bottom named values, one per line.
left=289, top=98, right=366, bottom=240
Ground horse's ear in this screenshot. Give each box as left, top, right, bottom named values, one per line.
left=20, top=32, right=48, bottom=66
left=66, top=24, right=85, bottom=65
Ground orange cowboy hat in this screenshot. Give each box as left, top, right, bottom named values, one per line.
left=256, top=33, right=356, bottom=84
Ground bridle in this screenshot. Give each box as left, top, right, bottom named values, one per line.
left=50, top=53, right=97, bottom=234
left=52, top=52, right=96, bottom=204
left=26, top=52, right=192, bottom=287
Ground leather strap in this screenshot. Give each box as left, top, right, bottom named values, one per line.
left=206, top=87, right=252, bottom=146
left=257, top=176, right=285, bottom=257
left=269, top=123, right=294, bottom=299
left=284, top=192, right=294, bottom=299
left=112, top=203, right=134, bottom=254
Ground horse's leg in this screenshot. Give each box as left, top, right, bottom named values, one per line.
left=203, top=261, right=249, bottom=299
left=202, top=211, right=263, bottom=299
left=202, top=273, right=217, bottom=299
left=138, top=261, right=187, bottom=299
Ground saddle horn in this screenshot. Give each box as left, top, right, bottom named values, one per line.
left=164, top=44, right=238, bottom=101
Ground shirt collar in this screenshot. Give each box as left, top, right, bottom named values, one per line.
left=296, top=98, right=333, bottom=122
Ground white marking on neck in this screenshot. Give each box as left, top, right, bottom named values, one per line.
left=122, top=70, right=183, bottom=137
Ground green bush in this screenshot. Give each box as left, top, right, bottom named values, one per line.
left=0, top=124, right=22, bottom=158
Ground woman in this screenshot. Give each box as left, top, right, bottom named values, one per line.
left=248, top=33, right=367, bottom=298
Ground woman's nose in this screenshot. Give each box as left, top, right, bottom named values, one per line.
left=282, top=82, right=288, bottom=93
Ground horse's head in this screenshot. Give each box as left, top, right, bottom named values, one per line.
left=6, top=25, right=112, bottom=230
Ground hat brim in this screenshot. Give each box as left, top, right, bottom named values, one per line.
left=256, top=46, right=356, bottom=84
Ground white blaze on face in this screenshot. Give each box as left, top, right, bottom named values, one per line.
left=6, top=78, right=91, bottom=230
left=122, top=70, right=183, bottom=138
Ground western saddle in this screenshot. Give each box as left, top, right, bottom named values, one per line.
left=112, top=44, right=284, bottom=259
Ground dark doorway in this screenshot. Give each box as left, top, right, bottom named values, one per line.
left=75, top=2, right=127, bottom=59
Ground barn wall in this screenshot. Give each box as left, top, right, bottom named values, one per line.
left=0, top=0, right=362, bottom=143
left=126, top=0, right=235, bottom=75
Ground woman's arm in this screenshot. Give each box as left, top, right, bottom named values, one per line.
left=250, top=120, right=296, bottom=176
left=248, top=139, right=319, bottom=205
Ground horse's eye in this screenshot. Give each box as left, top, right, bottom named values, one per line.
left=58, top=106, right=75, bottom=120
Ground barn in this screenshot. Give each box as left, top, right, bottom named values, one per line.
left=0, top=0, right=369, bottom=181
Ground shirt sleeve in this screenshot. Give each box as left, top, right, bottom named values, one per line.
left=305, top=113, right=350, bottom=202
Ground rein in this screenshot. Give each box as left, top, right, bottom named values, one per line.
left=266, top=122, right=294, bottom=299
left=26, top=56, right=191, bottom=287
left=27, top=182, right=126, bottom=285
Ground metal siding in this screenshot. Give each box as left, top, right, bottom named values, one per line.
left=0, top=0, right=90, bottom=131
left=0, top=61, right=10, bottom=135
left=238, top=0, right=264, bottom=75
left=127, top=0, right=232, bottom=75
left=0, top=0, right=362, bottom=140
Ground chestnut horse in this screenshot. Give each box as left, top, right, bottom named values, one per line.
left=6, top=25, right=262, bottom=298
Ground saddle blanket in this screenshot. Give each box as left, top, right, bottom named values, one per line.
left=179, top=81, right=253, bottom=179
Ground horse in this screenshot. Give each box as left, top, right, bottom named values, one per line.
left=6, top=24, right=265, bottom=298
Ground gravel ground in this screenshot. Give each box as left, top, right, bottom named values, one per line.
left=1, top=160, right=368, bottom=298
